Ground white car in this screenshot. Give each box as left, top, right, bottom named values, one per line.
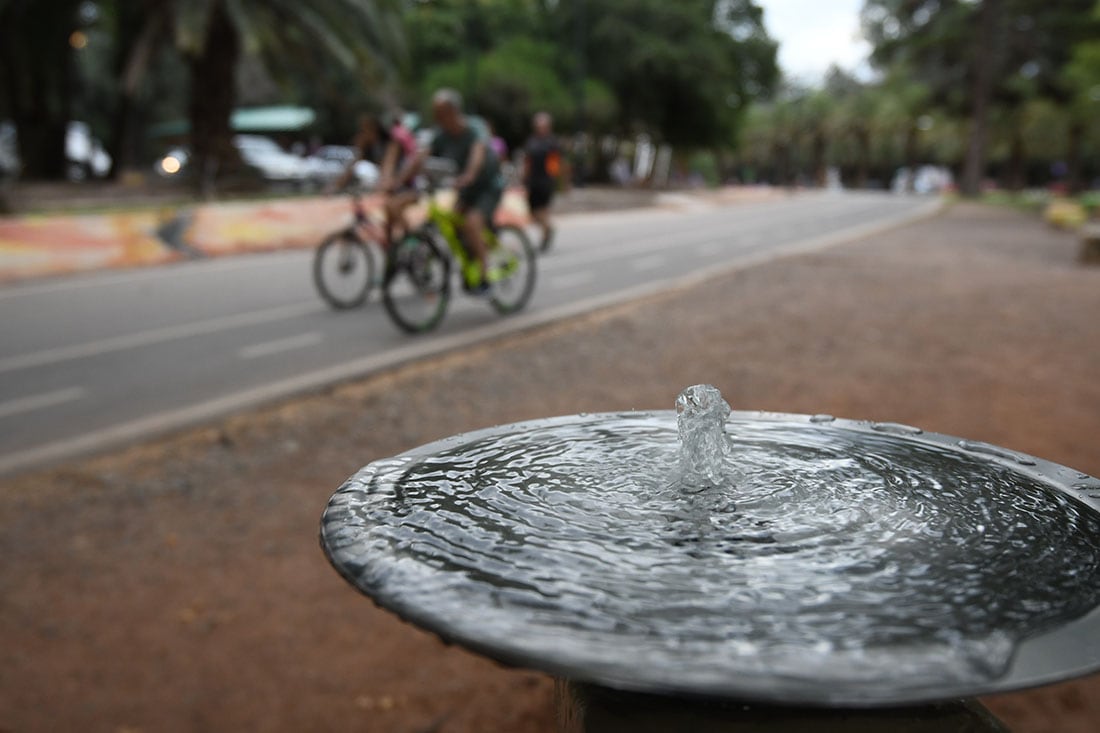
left=307, top=145, right=379, bottom=188
left=233, top=135, right=309, bottom=184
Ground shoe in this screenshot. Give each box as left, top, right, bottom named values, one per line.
left=470, top=281, right=492, bottom=298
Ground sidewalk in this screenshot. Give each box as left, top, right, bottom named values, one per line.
left=1, top=203, right=1097, bottom=733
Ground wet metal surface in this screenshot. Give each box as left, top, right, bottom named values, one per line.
left=320, top=411, right=1100, bottom=706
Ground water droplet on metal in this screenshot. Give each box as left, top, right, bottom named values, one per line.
left=809, top=414, right=835, bottom=424
left=957, top=440, right=1036, bottom=466
left=871, top=422, right=923, bottom=436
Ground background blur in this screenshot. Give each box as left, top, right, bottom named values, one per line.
left=1, top=0, right=1097, bottom=206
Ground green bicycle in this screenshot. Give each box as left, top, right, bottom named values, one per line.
left=382, top=161, right=537, bottom=334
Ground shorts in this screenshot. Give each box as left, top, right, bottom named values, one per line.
left=457, top=182, right=503, bottom=223
left=526, top=180, right=555, bottom=211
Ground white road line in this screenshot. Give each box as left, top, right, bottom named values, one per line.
left=696, top=241, right=724, bottom=256
left=549, top=271, right=595, bottom=290
left=0, top=301, right=318, bottom=374
left=238, top=332, right=323, bottom=360
left=0, top=249, right=310, bottom=301
left=633, top=254, right=665, bottom=271
left=0, top=387, right=85, bottom=420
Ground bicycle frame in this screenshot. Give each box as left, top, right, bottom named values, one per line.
left=417, top=193, right=502, bottom=289
left=349, top=193, right=389, bottom=246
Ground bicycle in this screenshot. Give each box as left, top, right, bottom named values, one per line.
left=382, top=159, right=537, bottom=334
left=312, top=192, right=387, bottom=310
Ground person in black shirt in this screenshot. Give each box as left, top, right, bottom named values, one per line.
left=523, top=112, right=563, bottom=252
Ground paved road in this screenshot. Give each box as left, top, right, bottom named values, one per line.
left=0, top=191, right=937, bottom=475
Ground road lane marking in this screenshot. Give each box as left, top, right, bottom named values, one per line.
left=238, top=332, right=323, bottom=360
left=0, top=301, right=318, bottom=374
left=632, top=254, right=665, bottom=271
left=0, top=197, right=943, bottom=477
left=0, top=250, right=310, bottom=301
left=0, top=387, right=85, bottom=419
left=549, top=271, right=595, bottom=290
left=696, top=241, right=724, bottom=256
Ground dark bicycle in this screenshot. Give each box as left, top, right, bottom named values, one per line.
left=382, top=159, right=538, bottom=334
left=312, top=193, right=388, bottom=310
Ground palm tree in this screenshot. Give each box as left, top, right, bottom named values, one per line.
left=114, top=0, right=402, bottom=195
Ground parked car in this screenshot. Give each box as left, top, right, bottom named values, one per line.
left=155, top=135, right=310, bottom=188
left=233, top=134, right=309, bottom=185
left=154, top=137, right=381, bottom=190
left=892, top=165, right=953, bottom=195
left=305, top=145, right=380, bottom=188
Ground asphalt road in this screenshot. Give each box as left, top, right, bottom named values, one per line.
left=0, top=191, right=938, bottom=475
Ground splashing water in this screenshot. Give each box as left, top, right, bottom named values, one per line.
left=322, top=393, right=1100, bottom=703
left=674, top=384, right=732, bottom=490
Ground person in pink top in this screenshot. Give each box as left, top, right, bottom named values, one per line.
left=332, top=112, right=420, bottom=247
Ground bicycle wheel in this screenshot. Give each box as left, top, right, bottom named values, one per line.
left=313, top=231, right=376, bottom=310
left=382, top=232, right=451, bottom=334
left=487, top=225, right=537, bottom=315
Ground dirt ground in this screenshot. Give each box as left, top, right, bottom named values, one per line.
left=2, top=202, right=1099, bottom=732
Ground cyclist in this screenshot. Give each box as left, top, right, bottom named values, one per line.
left=398, top=88, right=503, bottom=294
left=523, top=111, right=564, bottom=251
left=330, top=112, right=417, bottom=246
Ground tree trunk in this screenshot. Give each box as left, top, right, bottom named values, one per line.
left=0, top=0, right=80, bottom=180
left=855, top=127, right=870, bottom=189
left=811, top=130, right=826, bottom=188
left=960, top=0, right=1000, bottom=198
left=1066, top=120, right=1084, bottom=195
left=107, top=3, right=167, bottom=179
left=188, top=0, right=241, bottom=198
left=903, top=123, right=918, bottom=193
left=1007, top=126, right=1025, bottom=192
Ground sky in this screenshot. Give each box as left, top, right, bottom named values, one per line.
left=757, top=0, right=873, bottom=84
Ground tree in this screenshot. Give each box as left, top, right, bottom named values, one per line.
left=823, top=69, right=876, bottom=188
left=0, top=0, right=84, bottom=180
left=863, top=0, right=1100, bottom=195
left=560, top=0, right=778, bottom=146
left=418, top=37, right=616, bottom=147
left=166, top=0, right=403, bottom=194
left=1062, top=2, right=1100, bottom=192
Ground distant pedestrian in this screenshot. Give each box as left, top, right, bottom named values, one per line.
left=523, top=112, right=563, bottom=252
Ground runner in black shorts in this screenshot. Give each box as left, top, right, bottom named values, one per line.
left=524, top=112, right=563, bottom=252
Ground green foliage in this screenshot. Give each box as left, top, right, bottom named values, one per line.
left=418, top=37, right=616, bottom=146
left=573, top=0, right=777, bottom=146
left=861, top=0, right=1100, bottom=192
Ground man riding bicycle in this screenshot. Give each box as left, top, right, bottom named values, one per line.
left=397, top=88, right=503, bottom=295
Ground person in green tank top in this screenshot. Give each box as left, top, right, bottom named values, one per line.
left=399, top=89, right=503, bottom=294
